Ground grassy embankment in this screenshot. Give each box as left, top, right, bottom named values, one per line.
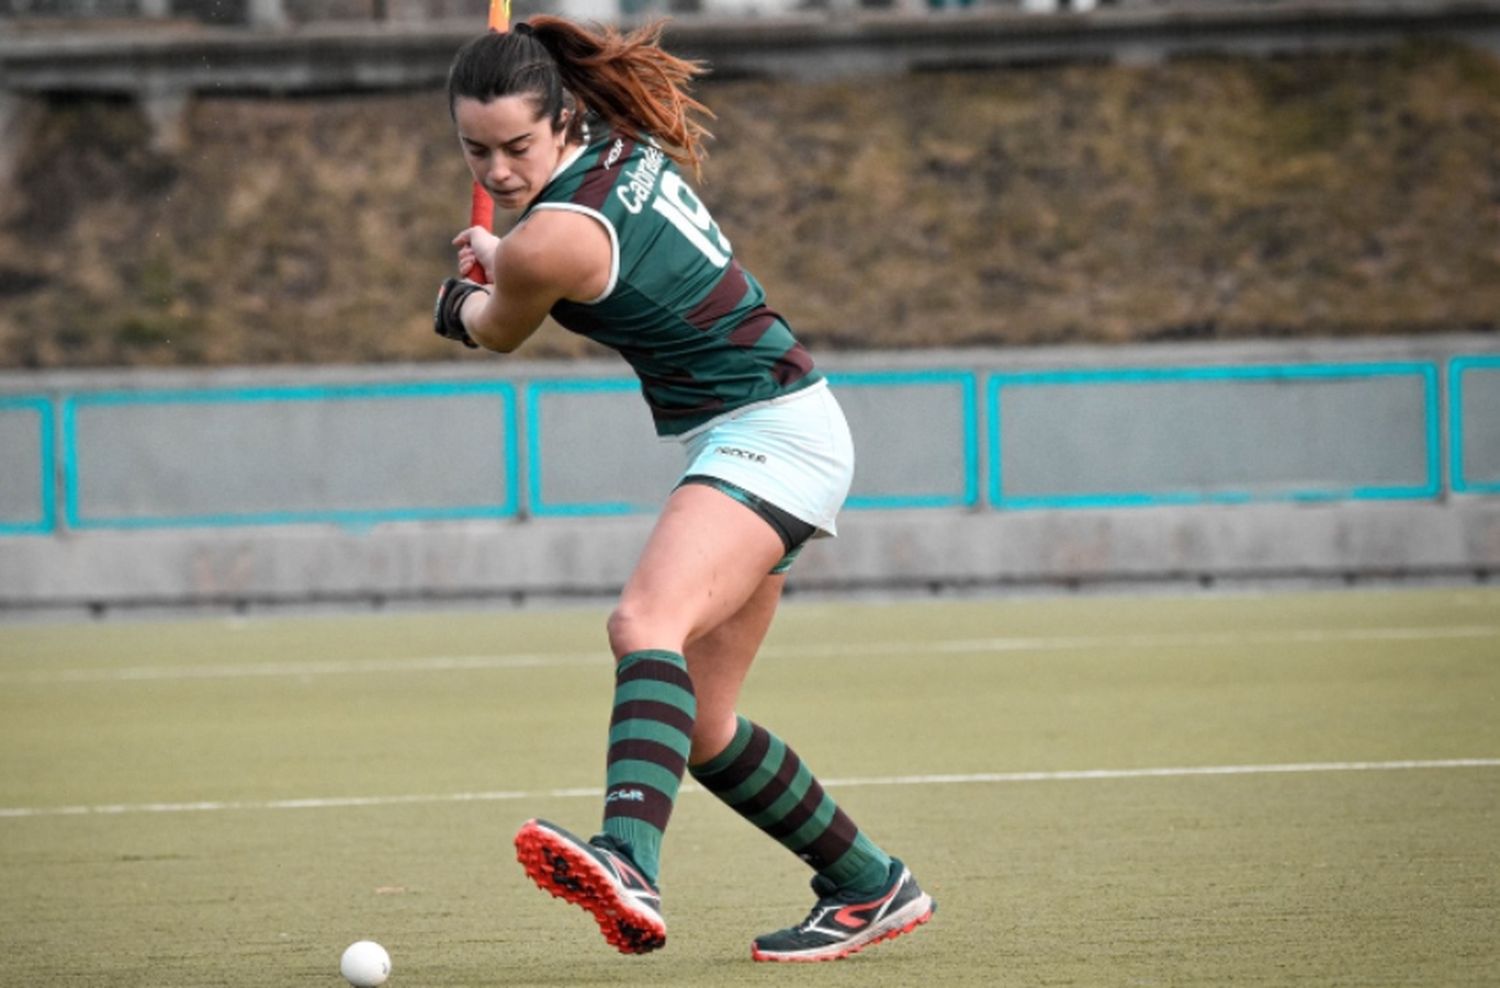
left=1, top=39, right=1497, bottom=369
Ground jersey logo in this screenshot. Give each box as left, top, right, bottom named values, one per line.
left=603, top=138, right=625, bottom=170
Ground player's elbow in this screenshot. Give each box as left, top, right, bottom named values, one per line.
left=484, top=338, right=523, bottom=354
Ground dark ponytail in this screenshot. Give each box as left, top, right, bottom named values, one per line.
left=447, top=16, right=714, bottom=177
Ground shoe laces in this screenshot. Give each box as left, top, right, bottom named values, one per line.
left=589, top=833, right=634, bottom=858
left=588, top=834, right=660, bottom=895
left=792, top=874, right=868, bottom=932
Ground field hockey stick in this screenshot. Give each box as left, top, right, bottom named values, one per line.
left=466, top=0, right=512, bottom=285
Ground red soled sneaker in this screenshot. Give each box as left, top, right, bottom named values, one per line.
left=514, top=817, right=666, bottom=955
left=751, top=858, right=935, bottom=963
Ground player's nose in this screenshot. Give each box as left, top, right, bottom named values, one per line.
left=486, top=159, right=513, bottom=187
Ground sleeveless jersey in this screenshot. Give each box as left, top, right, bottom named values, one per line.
left=522, top=128, right=822, bottom=437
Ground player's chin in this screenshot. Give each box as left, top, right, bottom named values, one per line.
left=490, top=187, right=528, bottom=209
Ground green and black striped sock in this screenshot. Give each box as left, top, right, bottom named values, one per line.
left=689, top=715, right=891, bottom=894
left=600, top=649, right=696, bottom=887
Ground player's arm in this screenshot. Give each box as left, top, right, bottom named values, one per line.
left=444, top=211, right=611, bottom=354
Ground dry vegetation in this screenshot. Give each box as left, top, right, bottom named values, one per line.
left=1, top=39, right=1497, bottom=369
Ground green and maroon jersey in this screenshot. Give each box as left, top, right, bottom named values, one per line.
left=522, top=127, right=821, bottom=437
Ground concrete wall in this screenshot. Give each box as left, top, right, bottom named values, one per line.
left=2, top=335, right=1497, bottom=616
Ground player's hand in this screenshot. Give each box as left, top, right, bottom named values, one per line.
left=453, top=226, right=501, bottom=283
left=433, top=277, right=485, bottom=349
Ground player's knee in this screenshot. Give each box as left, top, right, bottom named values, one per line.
left=606, top=600, right=682, bottom=658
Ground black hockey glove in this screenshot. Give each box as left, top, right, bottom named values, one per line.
left=433, top=277, right=484, bottom=349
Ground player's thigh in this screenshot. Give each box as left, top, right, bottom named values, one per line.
left=610, top=483, right=786, bottom=654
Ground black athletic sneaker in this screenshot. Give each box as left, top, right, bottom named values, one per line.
left=751, top=858, right=935, bottom=962
left=514, top=818, right=667, bottom=954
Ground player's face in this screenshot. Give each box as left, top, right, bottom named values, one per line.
left=454, top=94, right=572, bottom=211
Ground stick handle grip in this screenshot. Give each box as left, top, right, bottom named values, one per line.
left=489, top=0, right=510, bottom=31
left=464, top=0, right=510, bottom=286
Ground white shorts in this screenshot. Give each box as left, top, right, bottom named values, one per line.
left=676, top=380, right=855, bottom=537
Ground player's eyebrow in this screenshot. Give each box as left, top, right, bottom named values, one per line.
left=460, top=129, right=534, bottom=151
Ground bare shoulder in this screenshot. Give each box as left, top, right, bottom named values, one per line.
left=502, top=208, right=612, bottom=302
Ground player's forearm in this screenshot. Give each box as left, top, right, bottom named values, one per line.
left=462, top=289, right=541, bottom=353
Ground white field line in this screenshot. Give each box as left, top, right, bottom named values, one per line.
left=3, top=652, right=589, bottom=683
left=4, top=624, right=1498, bottom=685
left=1, top=758, right=1496, bottom=820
